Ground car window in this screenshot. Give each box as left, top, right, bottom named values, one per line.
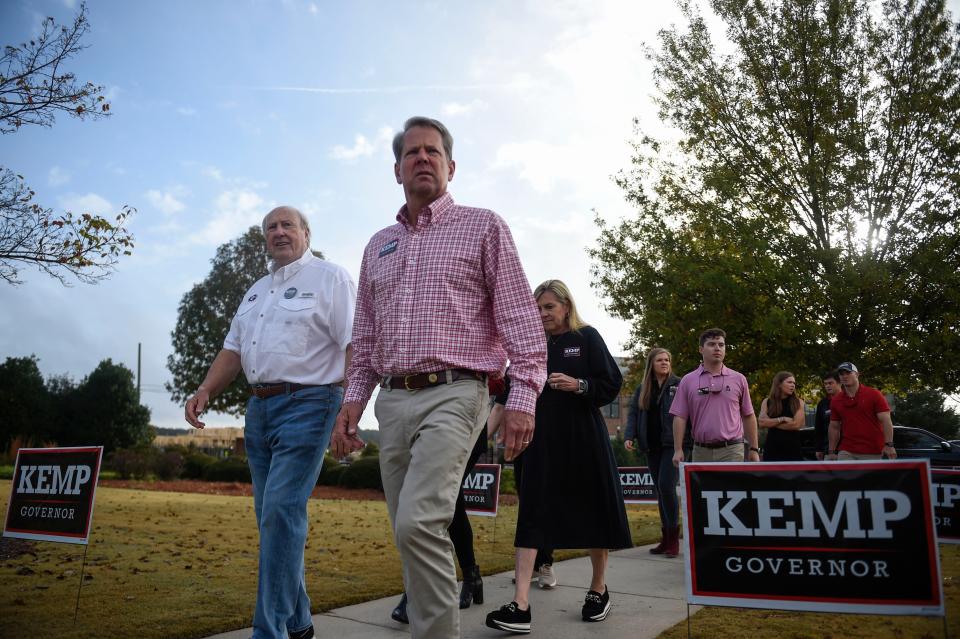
left=894, top=429, right=940, bottom=449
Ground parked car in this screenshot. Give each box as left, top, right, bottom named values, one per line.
left=799, top=425, right=960, bottom=467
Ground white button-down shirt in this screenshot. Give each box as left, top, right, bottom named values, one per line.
left=224, top=249, right=356, bottom=385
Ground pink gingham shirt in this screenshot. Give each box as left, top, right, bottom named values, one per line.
left=344, top=193, right=547, bottom=415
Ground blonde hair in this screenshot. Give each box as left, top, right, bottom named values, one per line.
left=638, top=347, right=672, bottom=411
left=533, top=279, right=587, bottom=332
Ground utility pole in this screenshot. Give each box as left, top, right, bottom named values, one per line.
left=137, top=342, right=142, bottom=401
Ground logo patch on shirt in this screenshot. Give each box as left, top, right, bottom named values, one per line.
left=247, top=294, right=258, bottom=302
left=378, top=239, right=399, bottom=258
left=299, top=292, right=314, bottom=298
left=564, top=347, right=581, bottom=358
left=283, top=287, right=297, bottom=299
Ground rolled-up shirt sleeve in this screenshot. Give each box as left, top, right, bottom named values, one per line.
left=483, top=214, right=547, bottom=415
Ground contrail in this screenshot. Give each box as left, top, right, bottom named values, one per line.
left=233, top=82, right=532, bottom=94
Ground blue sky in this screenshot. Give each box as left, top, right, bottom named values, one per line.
left=2, top=0, right=957, bottom=429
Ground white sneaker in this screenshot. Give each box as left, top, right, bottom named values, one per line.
left=538, top=564, right=557, bottom=589
left=512, top=569, right=540, bottom=584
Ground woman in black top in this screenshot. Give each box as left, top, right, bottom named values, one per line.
left=486, top=280, right=631, bottom=634
left=758, top=371, right=805, bottom=461
left=625, top=348, right=682, bottom=557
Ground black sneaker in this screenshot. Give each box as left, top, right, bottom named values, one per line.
left=288, top=626, right=314, bottom=639
left=486, top=601, right=532, bottom=634
left=581, top=587, right=610, bottom=622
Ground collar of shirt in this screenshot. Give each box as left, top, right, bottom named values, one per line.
left=696, top=363, right=731, bottom=378
left=269, top=248, right=314, bottom=282
left=396, top=192, right=455, bottom=230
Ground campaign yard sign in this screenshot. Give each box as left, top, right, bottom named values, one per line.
left=619, top=466, right=656, bottom=504
left=931, top=469, right=960, bottom=544
left=462, top=463, right=500, bottom=517
left=4, top=446, right=103, bottom=545
left=680, top=460, right=942, bottom=616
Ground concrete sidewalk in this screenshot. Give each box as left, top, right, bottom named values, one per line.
left=205, top=543, right=697, bottom=639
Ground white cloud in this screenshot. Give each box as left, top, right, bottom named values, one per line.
left=201, top=165, right=224, bottom=181
left=329, top=126, right=394, bottom=163
left=194, top=189, right=270, bottom=246
left=176, top=107, right=197, bottom=116
left=308, top=3, right=319, bottom=14
left=48, top=166, right=71, bottom=187
left=146, top=189, right=186, bottom=215
left=59, top=193, right=113, bottom=215
left=490, top=140, right=574, bottom=193
left=441, top=99, right=488, bottom=117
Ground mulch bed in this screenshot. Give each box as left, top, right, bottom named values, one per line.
left=99, top=479, right=385, bottom=501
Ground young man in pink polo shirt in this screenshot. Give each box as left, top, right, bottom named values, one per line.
left=826, top=362, right=897, bottom=460
left=670, top=328, right=760, bottom=465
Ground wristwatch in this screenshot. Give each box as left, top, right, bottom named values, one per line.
left=749, top=446, right=760, bottom=454
left=884, top=442, right=895, bottom=447
left=576, top=378, right=588, bottom=395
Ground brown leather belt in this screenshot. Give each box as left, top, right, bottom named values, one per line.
left=381, top=369, right=486, bottom=391
left=249, top=382, right=323, bottom=399
left=694, top=439, right=744, bottom=449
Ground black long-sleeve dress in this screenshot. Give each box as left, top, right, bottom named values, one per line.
left=514, top=325, right=633, bottom=550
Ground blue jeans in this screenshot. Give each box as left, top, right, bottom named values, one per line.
left=245, top=384, right=342, bottom=639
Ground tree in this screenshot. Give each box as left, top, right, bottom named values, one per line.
left=892, top=389, right=960, bottom=439
left=0, top=3, right=135, bottom=284
left=591, top=0, right=960, bottom=395
left=0, top=355, right=52, bottom=452
left=166, top=227, right=324, bottom=416
left=58, top=359, right=152, bottom=453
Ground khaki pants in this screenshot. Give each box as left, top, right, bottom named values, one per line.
left=692, top=442, right=745, bottom=462
left=838, top=450, right=882, bottom=460
left=375, top=379, right=489, bottom=639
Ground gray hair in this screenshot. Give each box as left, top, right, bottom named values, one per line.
left=392, top=116, right=454, bottom=162
left=262, top=206, right=311, bottom=239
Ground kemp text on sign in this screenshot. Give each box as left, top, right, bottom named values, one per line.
left=4, top=446, right=103, bottom=545
left=618, top=466, right=656, bottom=504
left=462, top=463, right=501, bottom=517
left=680, top=460, right=942, bottom=615
left=932, top=469, right=960, bottom=544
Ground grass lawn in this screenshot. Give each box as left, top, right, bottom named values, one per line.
left=0, top=480, right=661, bottom=639
left=659, top=544, right=960, bottom=639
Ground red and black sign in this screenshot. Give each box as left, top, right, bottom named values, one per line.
left=3, top=447, right=103, bottom=545
left=462, top=463, right=501, bottom=517
left=618, top=466, right=656, bottom=504
left=680, top=460, right=942, bottom=615
left=932, top=469, right=960, bottom=544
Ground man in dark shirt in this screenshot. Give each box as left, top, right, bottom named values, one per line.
left=813, top=370, right=840, bottom=460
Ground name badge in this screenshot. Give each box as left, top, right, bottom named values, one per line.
left=564, top=347, right=581, bottom=357
left=379, top=239, right=399, bottom=258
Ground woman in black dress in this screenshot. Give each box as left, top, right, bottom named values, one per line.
left=486, top=280, right=632, bottom=634
left=759, top=371, right=806, bottom=461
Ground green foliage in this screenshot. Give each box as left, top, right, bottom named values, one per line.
left=591, top=0, right=960, bottom=394
left=498, top=467, right=516, bottom=495
left=182, top=450, right=217, bottom=479
left=202, top=457, right=251, bottom=483
left=107, top=448, right=153, bottom=480
left=318, top=461, right=348, bottom=486
left=166, top=226, right=268, bottom=417
left=610, top=437, right=640, bottom=467
left=55, top=359, right=152, bottom=453
left=338, top=456, right=383, bottom=490
left=0, top=4, right=134, bottom=285
left=893, top=389, right=960, bottom=439
left=360, top=441, right=380, bottom=457
left=0, top=355, right=52, bottom=451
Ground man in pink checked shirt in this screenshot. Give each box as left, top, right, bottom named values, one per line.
left=331, top=116, right=547, bottom=639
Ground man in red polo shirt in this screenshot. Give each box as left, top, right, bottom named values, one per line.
left=826, top=362, right=897, bottom=460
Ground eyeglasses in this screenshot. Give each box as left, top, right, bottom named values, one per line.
left=697, top=387, right=722, bottom=395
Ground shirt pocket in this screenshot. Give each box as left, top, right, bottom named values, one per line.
left=263, top=297, right=316, bottom=356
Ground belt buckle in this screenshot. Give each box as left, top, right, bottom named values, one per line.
left=404, top=374, right=416, bottom=391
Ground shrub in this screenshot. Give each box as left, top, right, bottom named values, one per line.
left=360, top=441, right=379, bottom=457
left=202, top=457, right=251, bottom=483
left=154, top=451, right=185, bottom=480
left=108, top=448, right=152, bottom=479
left=610, top=437, right=639, bottom=466
left=338, top=456, right=382, bottom=490
left=318, top=461, right=348, bottom=486
left=499, top=467, right=516, bottom=495
left=182, top=451, right=217, bottom=479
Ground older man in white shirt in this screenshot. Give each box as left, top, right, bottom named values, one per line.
left=185, top=205, right=356, bottom=639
